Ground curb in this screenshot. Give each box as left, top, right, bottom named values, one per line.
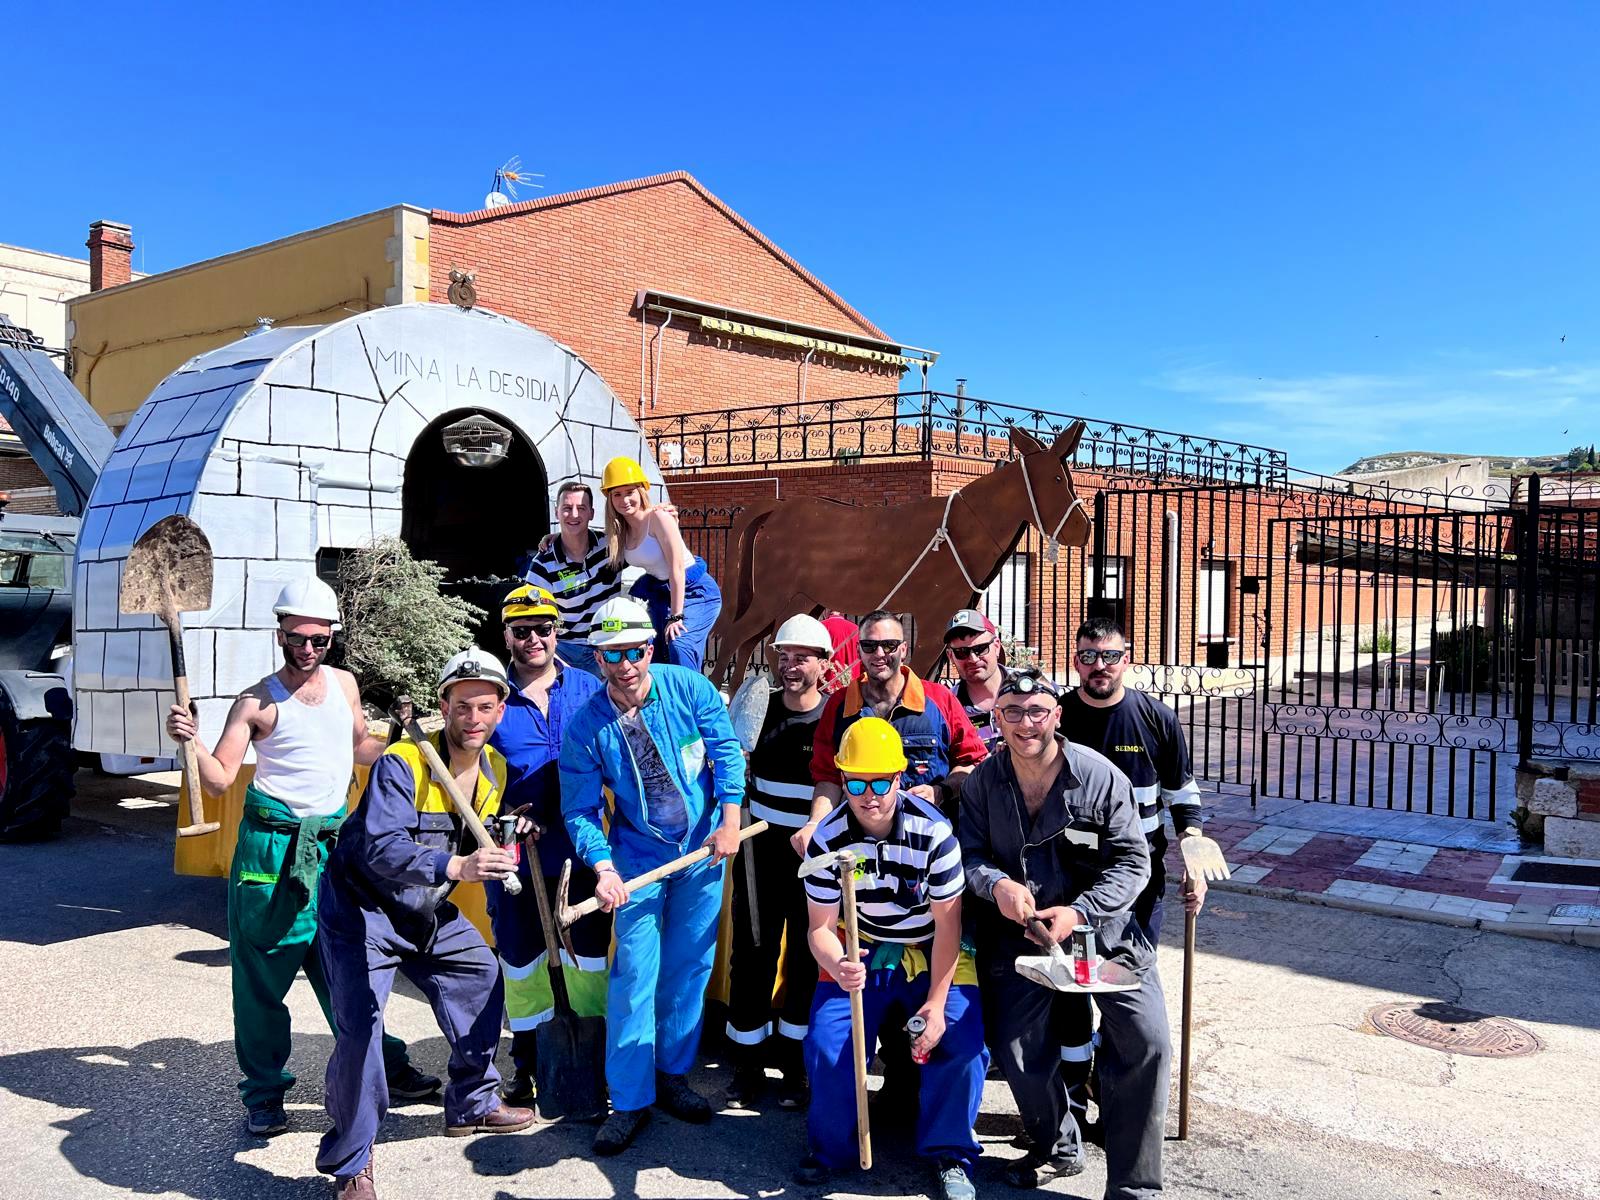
left=1211, top=879, right=1600, bottom=948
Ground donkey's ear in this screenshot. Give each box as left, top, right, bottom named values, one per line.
left=1009, top=425, right=1047, bottom=457
left=1050, top=420, right=1086, bottom=461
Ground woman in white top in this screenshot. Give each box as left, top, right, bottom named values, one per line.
left=600, top=455, right=723, bottom=671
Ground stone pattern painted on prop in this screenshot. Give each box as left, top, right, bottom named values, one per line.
left=72, top=305, right=660, bottom=758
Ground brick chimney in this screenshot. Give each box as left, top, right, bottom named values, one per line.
left=87, top=220, right=134, bottom=290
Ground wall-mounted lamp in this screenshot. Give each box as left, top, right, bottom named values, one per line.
left=441, top=414, right=513, bottom=468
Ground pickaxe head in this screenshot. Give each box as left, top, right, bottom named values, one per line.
left=796, top=848, right=861, bottom=881
left=552, top=858, right=579, bottom=961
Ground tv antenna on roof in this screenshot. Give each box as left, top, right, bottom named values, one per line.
left=484, top=156, right=543, bottom=209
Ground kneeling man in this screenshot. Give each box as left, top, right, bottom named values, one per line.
left=799, top=717, right=988, bottom=1200
left=317, top=649, right=533, bottom=1199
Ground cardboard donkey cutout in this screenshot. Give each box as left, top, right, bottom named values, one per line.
left=709, top=422, right=1091, bottom=690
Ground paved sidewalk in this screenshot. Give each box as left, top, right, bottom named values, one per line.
left=1171, top=794, right=1600, bottom=947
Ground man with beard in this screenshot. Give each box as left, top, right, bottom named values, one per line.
left=317, top=648, right=534, bottom=1200
left=164, top=577, right=437, bottom=1139
left=1058, top=618, right=1206, bottom=943
left=725, top=613, right=833, bottom=1110
left=959, top=670, right=1167, bottom=1198
left=560, top=596, right=746, bottom=1155
left=942, top=608, right=1012, bottom=754
left=486, top=584, right=605, bottom=1103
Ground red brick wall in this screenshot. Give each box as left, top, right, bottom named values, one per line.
left=429, top=177, right=902, bottom=421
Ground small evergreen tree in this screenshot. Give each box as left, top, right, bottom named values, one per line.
left=335, top=537, right=485, bottom=708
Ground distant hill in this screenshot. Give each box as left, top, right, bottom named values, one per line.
left=1339, top=449, right=1573, bottom=476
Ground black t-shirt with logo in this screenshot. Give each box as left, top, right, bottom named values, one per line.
left=747, top=689, right=824, bottom=829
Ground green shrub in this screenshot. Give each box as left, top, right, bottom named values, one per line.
left=1432, top=624, right=1496, bottom=693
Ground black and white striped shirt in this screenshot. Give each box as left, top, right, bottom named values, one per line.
left=802, top=792, right=963, bottom=943
left=524, top=530, right=622, bottom=640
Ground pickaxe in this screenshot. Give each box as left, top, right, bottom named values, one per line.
left=797, top=847, right=871, bottom=1170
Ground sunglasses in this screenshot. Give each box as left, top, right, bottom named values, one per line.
left=948, top=640, right=995, bottom=661
left=997, top=705, right=1056, bottom=726
left=508, top=622, right=557, bottom=640
left=858, top=639, right=903, bottom=655
left=844, top=778, right=896, bottom=797
left=282, top=633, right=331, bottom=649
left=600, top=646, right=648, bottom=664
left=1076, top=648, right=1127, bottom=666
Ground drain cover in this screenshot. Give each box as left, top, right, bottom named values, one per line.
left=1367, top=1002, right=1542, bottom=1058
left=1552, top=903, right=1600, bottom=919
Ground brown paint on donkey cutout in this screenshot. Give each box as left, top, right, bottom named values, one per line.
left=709, top=422, right=1091, bottom=690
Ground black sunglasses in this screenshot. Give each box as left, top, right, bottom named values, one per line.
left=508, top=622, right=557, bottom=640
left=1076, top=648, right=1127, bottom=666
left=282, top=632, right=331, bottom=649
left=948, top=640, right=995, bottom=661
left=859, top=639, right=903, bottom=655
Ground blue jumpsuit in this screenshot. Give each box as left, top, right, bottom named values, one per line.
left=315, top=736, right=510, bottom=1182
left=559, top=664, right=746, bottom=1113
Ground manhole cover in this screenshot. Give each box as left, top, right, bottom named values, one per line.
left=1367, top=1002, right=1542, bottom=1058
left=1552, top=903, right=1600, bottom=919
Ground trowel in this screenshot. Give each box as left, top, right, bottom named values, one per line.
left=1015, top=916, right=1141, bottom=994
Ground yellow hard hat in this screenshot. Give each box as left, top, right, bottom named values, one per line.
left=502, top=584, right=558, bottom=624
left=835, top=716, right=909, bottom=775
left=601, top=456, right=649, bottom=493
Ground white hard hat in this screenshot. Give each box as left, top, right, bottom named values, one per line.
left=273, top=576, right=342, bottom=629
left=437, top=647, right=510, bottom=700
left=772, top=613, right=833, bottom=654
left=588, top=596, right=656, bottom=647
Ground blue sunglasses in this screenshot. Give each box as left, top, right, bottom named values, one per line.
left=844, top=778, right=896, bottom=797
left=600, top=647, right=648, bottom=664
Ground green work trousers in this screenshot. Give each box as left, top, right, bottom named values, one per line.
left=229, top=786, right=410, bottom=1111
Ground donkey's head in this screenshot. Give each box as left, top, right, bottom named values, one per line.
left=1009, top=421, right=1091, bottom=548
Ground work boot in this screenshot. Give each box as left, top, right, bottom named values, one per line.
left=937, top=1160, right=976, bottom=1200
left=444, top=1102, right=535, bottom=1137
left=654, top=1071, right=712, bottom=1124
left=1003, top=1150, right=1085, bottom=1189
left=725, top=1064, right=765, bottom=1109
left=502, top=1031, right=537, bottom=1103
left=245, top=1103, right=288, bottom=1137
left=334, top=1159, right=376, bottom=1200
left=386, top=1061, right=442, bottom=1103
left=593, top=1107, right=650, bottom=1155
left=794, top=1155, right=829, bottom=1185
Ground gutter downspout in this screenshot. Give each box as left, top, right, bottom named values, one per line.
left=650, top=313, right=674, bottom=412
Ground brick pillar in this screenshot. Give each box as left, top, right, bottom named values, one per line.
left=87, top=220, right=134, bottom=290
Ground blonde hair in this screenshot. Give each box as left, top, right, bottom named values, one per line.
left=606, top=484, right=652, bottom=571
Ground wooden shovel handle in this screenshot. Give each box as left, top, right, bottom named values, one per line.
left=167, top=623, right=218, bottom=838
left=398, top=713, right=521, bottom=896
left=1178, top=908, right=1196, bottom=1140
left=560, top=820, right=768, bottom=925
left=842, top=867, right=872, bottom=1170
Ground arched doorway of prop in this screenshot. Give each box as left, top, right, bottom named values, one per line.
left=401, top=409, right=548, bottom=653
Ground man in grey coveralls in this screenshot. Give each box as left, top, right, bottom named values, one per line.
left=957, top=669, right=1171, bottom=1198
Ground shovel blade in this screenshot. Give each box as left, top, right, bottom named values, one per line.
left=728, top=674, right=771, bottom=754
left=120, top=516, right=214, bottom=617
left=1180, top=835, right=1232, bottom=883
left=534, top=1012, right=608, bottom=1122
left=1016, top=955, right=1075, bottom=991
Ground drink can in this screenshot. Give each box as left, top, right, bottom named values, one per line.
left=1071, top=925, right=1098, bottom=986
left=905, top=1014, right=929, bottom=1064
left=495, top=815, right=521, bottom=865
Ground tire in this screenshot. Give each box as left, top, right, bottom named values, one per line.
left=0, top=690, right=74, bottom=841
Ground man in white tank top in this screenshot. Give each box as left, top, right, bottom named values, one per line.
left=165, top=576, right=439, bottom=1137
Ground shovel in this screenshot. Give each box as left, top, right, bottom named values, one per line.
left=1178, top=833, right=1231, bottom=1141
left=527, top=853, right=608, bottom=1122
left=120, top=515, right=218, bottom=838
left=1014, top=916, right=1141, bottom=994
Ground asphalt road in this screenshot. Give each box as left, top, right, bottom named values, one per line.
left=1, top=772, right=1595, bottom=1200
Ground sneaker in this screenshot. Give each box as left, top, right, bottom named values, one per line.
left=444, top=1103, right=535, bottom=1137
left=334, top=1159, right=376, bottom=1200
left=654, top=1072, right=712, bottom=1124
left=593, top=1107, right=650, bottom=1155
left=725, top=1065, right=765, bottom=1109
left=245, top=1104, right=288, bottom=1137
left=1003, top=1151, right=1085, bottom=1189
left=794, top=1155, right=829, bottom=1186
left=386, top=1062, right=442, bottom=1102
left=937, top=1161, right=976, bottom=1200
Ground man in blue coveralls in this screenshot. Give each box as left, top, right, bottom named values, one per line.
left=560, top=595, right=746, bottom=1155
left=316, top=648, right=534, bottom=1200
left=485, top=584, right=606, bottom=1102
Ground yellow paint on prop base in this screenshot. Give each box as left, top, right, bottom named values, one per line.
left=172, top=763, right=494, bottom=945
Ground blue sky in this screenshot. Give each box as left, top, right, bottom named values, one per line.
left=4, top=2, right=1597, bottom=473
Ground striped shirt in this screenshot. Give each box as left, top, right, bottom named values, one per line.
left=802, top=792, right=963, bottom=944
left=524, top=530, right=622, bottom=640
